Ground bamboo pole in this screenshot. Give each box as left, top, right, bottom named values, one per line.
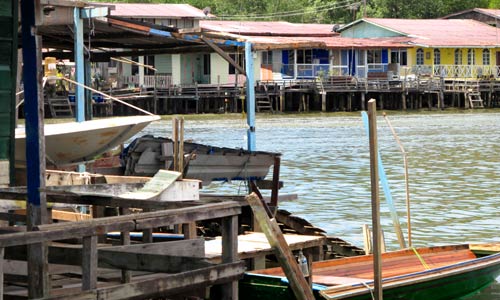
left=368, top=99, right=383, bottom=300
left=60, top=76, right=155, bottom=116
left=383, top=112, right=412, bottom=247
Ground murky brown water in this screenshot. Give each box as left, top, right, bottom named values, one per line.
left=143, top=111, right=500, bottom=299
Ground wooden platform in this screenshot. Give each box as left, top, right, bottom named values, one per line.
left=205, top=232, right=325, bottom=269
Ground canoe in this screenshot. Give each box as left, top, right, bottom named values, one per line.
left=239, top=244, right=500, bottom=300
left=121, top=135, right=281, bottom=184
left=15, top=115, right=160, bottom=167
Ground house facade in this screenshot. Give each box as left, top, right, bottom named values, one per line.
left=335, top=18, right=500, bottom=79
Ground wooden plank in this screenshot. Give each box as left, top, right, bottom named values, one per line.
left=13, top=209, right=91, bottom=222
left=200, top=36, right=246, bottom=76
left=100, top=238, right=205, bottom=257
left=118, top=170, right=181, bottom=200
left=98, top=250, right=213, bottom=273
left=82, top=236, right=98, bottom=290
left=43, top=262, right=246, bottom=300
left=246, top=193, right=315, bottom=300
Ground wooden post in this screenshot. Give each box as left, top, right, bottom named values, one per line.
left=120, top=207, right=131, bottom=283
left=82, top=235, right=98, bottom=290
left=221, top=215, right=238, bottom=300
left=179, top=117, right=184, bottom=176
left=361, top=92, right=366, bottom=111
left=270, top=156, right=281, bottom=212
left=0, top=247, right=4, bottom=300
left=368, top=99, right=383, bottom=300
left=173, top=117, right=179, bottom=172
left=246, top=193, right=315, bottom=300
left=321, top=93, right=327, bottom=112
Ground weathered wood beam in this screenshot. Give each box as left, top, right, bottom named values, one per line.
left=246, top=193, right=315, bottom=300
left=82, top=235, right=97, bottom=290
left=100, top=238, right=205, bottom=257
left=220, top=215, right=239, bottom=300
left=42, top=262, right=245, bottom=300
left=99, top=251, right=213, bottom=273
left=200, top=36, right=246, bottom=76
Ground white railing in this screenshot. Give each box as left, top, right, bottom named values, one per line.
left=281, top=64, right=330, bottom=78
left=431, top=65, right=500, bottom=78
left=121, top=74, right=173, bottom=89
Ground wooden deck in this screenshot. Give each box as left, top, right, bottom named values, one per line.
left=205, top=232, right=325, bottom=269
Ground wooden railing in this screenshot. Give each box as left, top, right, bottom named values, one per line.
left=0, top=188, right=243, bottom=300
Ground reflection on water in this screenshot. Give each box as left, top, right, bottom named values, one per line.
left=143, top=112, right=500, bottom=299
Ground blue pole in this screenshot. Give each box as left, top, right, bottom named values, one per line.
left=245, top=41, right=256, bottom=151
left=21, top=0, right=42, bottom=209
left=74, top=7, right=85, bottom=122
left=362, top=111, right=406, bottom=248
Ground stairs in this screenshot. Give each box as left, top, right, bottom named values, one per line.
left=47, top=96, right=73, bottom=118
left=255, top=84, right=273, bottom=113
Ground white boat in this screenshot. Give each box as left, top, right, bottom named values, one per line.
left=15, top=115, right=160, bottom=167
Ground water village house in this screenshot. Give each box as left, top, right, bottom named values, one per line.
left=109, top=8, right=500, bottom=90
left=337, top=18, right=500, bottom=79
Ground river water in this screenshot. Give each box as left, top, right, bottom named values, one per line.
left=142, top=111, right=500, bottom=299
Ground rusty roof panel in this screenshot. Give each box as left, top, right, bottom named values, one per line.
left=201, top=20, right=338, bottom=37
left=96, top=3, right=209, bottom=19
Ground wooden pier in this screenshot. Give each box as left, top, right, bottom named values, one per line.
left=86, top=76, right=500, bottom=117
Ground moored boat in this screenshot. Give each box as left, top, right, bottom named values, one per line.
left=15, top=115, right=160, bottom=167
left=121, top=135, right=281, bottom=184
left=240, top=244, right=500, bottom=300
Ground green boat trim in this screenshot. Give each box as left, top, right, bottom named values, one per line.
left=240, top=245, right=500, bottom=300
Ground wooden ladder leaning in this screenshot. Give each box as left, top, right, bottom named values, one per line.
left=467, top=90, right=484, bottom=109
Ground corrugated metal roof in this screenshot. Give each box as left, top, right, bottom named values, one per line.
left=248, top=36, right=410, bottom=50
left=201, top=20, right=338, bottom=37
left=363, top=18, right=500, bottom=47
left=96, top=3, right=209, bottom=19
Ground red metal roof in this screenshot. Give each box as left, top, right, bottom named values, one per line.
left=364, top=18, right=500, bottom=47
left=96, top=3, right=209, bottom=19
left=201, top=20, right=337, bottom=37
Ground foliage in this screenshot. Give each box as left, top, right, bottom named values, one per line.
left=92, top=0, right=498, bottom=23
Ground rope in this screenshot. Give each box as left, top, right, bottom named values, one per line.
left=411, top=247, right=431, bottom=270
left=361, top=282, right=375, bottom=300
left=60, top=76, right=155, bottom=116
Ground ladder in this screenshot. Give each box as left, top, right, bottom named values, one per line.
left=47, top=96, right=73, bottom=118
left=467, top=91, right=484, bottom=109
left=255, top=84, right=273, bottom=113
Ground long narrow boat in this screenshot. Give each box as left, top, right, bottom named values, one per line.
left=240, top=244, right=500, bottom=300
left=15, top=115, right=160, bottom=167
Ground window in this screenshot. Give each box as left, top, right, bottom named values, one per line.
left=228, top=53, right=244, bottom=74
left=367, top=49, right=382, bottom=64
left=203, top=54, right=210, bottom=75
left=467, top=49, right=475, bottom=65
left=297, top=49, right=313, bottom=64
left=416, top=49, right=424, bottom=65
left=483, top=49, right=490, bottom=65
left=390, top=49, right=407, bottom=65
left=131, top=56, right=139, bottom=75
left=262, top=51, right=273, bottom=65
left=433, top=49, right=441, bottom=65
left=454, top=49, right=463, bottom=65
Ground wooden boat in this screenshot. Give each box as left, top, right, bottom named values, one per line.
left=240, top=244, right=500, bottom=300
left=121, top=135, right=281, bottom=184
left=15, top=115, right=160, bottom=167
